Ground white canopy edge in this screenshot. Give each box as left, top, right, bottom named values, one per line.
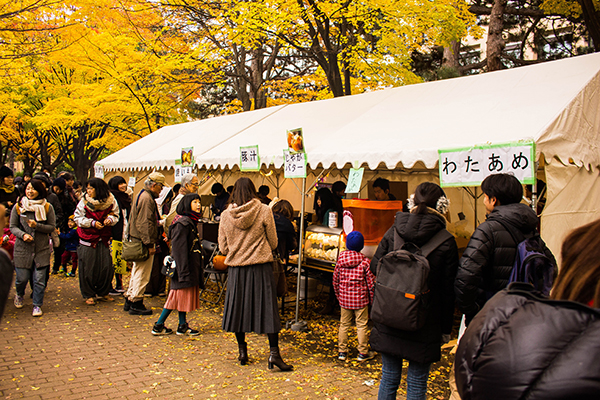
left=98, top=53, right=600, bottom=173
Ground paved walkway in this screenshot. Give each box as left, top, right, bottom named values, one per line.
left=0, top=273, right=387, bottom=399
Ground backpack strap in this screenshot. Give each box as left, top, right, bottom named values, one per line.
left=420, top=229, right=453, bottom=257
left=495, top=219, right=533, bottom=246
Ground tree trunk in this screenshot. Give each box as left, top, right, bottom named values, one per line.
left=578, top=0, right=600, bottom=51
left=487, top=0, right=507, bottom=71
left=442, top=41, right=461, bottom=69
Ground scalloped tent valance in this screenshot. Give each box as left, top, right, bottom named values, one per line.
left=98, top=53, right=600, bottom=173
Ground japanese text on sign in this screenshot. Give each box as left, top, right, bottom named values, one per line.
left=284, top=150, right=306, bottom=178
left=94, top=165, right=104, bottom=179
left=174, top=166, right=193, bottom=183
left=240, top=145, right=260, bottom=171
left=438, top=141, right=535, bottom=187
left=345, top=168, right=364, bottom=193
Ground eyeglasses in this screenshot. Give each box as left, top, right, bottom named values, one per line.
left=188, top=182, right=199, bottom=188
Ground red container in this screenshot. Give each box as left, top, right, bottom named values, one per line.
left=342, top=199, right=403, bottom=245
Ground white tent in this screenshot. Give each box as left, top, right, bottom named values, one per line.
left=98, top=52, right=600, bottom=261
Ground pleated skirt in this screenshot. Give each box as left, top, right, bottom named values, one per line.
left=163, top=286, right=200, bottom=313
left=222, top=262, right=281, bottom=334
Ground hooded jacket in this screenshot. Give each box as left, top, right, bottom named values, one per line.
left=454, top=203, right=551, bottom=321
left=369, top=210, right=459, bottom=364
left=455, top=283, right=600, bottom=400
left=218, top=198, right=278, bottom=267
left=168, top=215, right=204, bottom=290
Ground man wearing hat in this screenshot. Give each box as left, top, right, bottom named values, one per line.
left=124, top=171, right=165, bottom=315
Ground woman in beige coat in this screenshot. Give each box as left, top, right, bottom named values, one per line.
left=218, top=177, right=292, bottom=371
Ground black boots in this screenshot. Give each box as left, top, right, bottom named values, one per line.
left=128, top=300, right=152, bottom=315
left=238, top=342, right=248, bottom=365
left=268, top=347, right=293, bottom=371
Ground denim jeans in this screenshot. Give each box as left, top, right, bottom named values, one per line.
left=378, top=352, right=431, bottom=400
left=15, top=266, right=49, bottom=307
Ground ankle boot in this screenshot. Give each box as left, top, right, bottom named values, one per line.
left=238, top=342, right=248, bottom=365
left=268, top=347, right=293, bottom=371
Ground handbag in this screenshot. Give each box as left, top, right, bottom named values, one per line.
left=122, top=238, right=149, bottom=262
left=121, top=192, right=150, bottom=262
left=272, top=251, right=288, bottom=297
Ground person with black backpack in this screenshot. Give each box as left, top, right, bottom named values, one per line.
left=370, top=182, right=459, bottom=400
left=454, top=173, right=556, bottom=325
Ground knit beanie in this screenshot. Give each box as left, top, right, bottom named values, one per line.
left=0, top=165, right=13, bottom=178
left=346, top=231, right=364, bottom=252
left=53, top=177, right=67, bottom=191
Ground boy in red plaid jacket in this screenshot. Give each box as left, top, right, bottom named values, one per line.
left=333, top=231, right=376, bottom=361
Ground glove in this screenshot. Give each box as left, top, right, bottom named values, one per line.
left=442, top=334, right=451, bottom=344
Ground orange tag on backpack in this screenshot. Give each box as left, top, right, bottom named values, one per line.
left=405, top=293, right=416, bottom=300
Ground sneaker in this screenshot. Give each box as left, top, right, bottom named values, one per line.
left=151, top=323, right=173, bottom=336
left=51, top=270, right=59, bottom=275
left=14, top=295, right=23, bottom=309
left=157, top=292, right=167, bottom=297
left=143, top=293, right=153, bottom=297
left=357, top=351, right=375, bottom=362
left=123, top=298, right=131, bottom=311
left=67, top=272, right=76, bottom=277
left=108, top=289, right=121, bottom=296
left=176, top=323, right=199, bottom=336
left=32, top=306, right=43, bottom=317
left=338, top=352, right=347, bottom=361
left=115, top=288, right=125, bottom=293
left=129, top=301, right=153, bottom=315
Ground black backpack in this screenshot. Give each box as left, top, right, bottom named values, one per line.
left=371, top=228, right=453, bottom=331
left=497, top=221, right=557, bottom=296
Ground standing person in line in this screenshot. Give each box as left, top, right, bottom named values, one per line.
left=152, top=193, right=204, bottom=336
left=108, top=176, right=131, bottom=293
left=333, top=231, right=375, bottom=362
left=271, top=199, right=297, bottom=264
left=123, top=172, right=165, bottom=315
left=10, top=179, right=56, bottom=316
left=257, top=185, right=271, bottom=205
left=218, top=177, right=293, bottom=371
left=0, top=204, right=13, bottom=321
left=164, top=174, right=198, bottom=235
left=58, top=215, right=79, bottom=277
left=74, top=178, right=119, bottom=305
left=0, top=166, right=18, bottom=215
left=455, top=218, right=600, bottom=400
left=210, top=182, right=229, bottom=218
left=51, top=177, right=76, bottom=274
left=370, top=182, right=458, bottom=400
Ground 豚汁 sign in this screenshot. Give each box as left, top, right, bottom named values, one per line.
left=438, top=141, right=535, bottom=187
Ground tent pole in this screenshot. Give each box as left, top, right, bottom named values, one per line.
left=531, top=162, right=538, bottom=212
left=473, top=186, right=478, bottom=231
left=290, top=177, right=308, bottom=332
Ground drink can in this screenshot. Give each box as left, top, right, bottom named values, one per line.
left=328, top=211, right=338, bottom=228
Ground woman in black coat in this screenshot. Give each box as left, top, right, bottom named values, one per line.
left=370, top=182, right=458, bottom=400
left=108, top=176, right=131, bottom=292
left=455, top=218, right=600, bottom=400
left=151, top=194, right=204, bottom=336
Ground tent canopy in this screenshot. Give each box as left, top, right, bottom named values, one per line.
left=98, top=52, right=600, bottom=173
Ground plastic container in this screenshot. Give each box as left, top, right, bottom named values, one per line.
left=342, top=199, right=403, bottom=245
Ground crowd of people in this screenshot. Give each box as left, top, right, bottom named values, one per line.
left=1, top=165, right=599, bottom=398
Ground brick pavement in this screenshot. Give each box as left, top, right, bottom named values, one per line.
left=0, top=273, right=391, bottom=400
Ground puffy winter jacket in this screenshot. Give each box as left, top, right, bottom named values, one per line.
left=369, top=210, right=459, bottom=364
left=455, top=283, right=600, bottom=400
left=455, top=203, right=548, bottom=320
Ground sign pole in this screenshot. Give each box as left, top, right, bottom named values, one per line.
left=290, top=177, right=308, bottom=332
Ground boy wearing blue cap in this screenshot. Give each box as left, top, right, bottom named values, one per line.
left=333, top=231, right=376, bottom=361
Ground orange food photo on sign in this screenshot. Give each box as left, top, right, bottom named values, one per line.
left=287, top=130, right=304, bottom=152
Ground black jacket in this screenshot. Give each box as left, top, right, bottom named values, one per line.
left=455, top=203, right=544, bottom=320
left=56, top=190, right=76, bottom=231
left=369, top=210, right=459, bottom=364
left=47, top=192, right=64, bottom=231
left=455, top=283, right=600, bottom=400
left=274, top=213, right=296, bottom=262
left=168, top=216, right=204, bottom=290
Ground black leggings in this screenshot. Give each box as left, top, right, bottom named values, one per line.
left=235, top=332, right=278, bottom=348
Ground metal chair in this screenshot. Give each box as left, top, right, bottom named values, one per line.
left=199, top=240, right=228, bottom=304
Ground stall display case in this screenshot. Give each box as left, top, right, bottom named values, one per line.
left=303, top=225, right=345, bottom=270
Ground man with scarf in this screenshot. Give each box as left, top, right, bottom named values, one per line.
left=124, top=172, right=165, bottom=315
